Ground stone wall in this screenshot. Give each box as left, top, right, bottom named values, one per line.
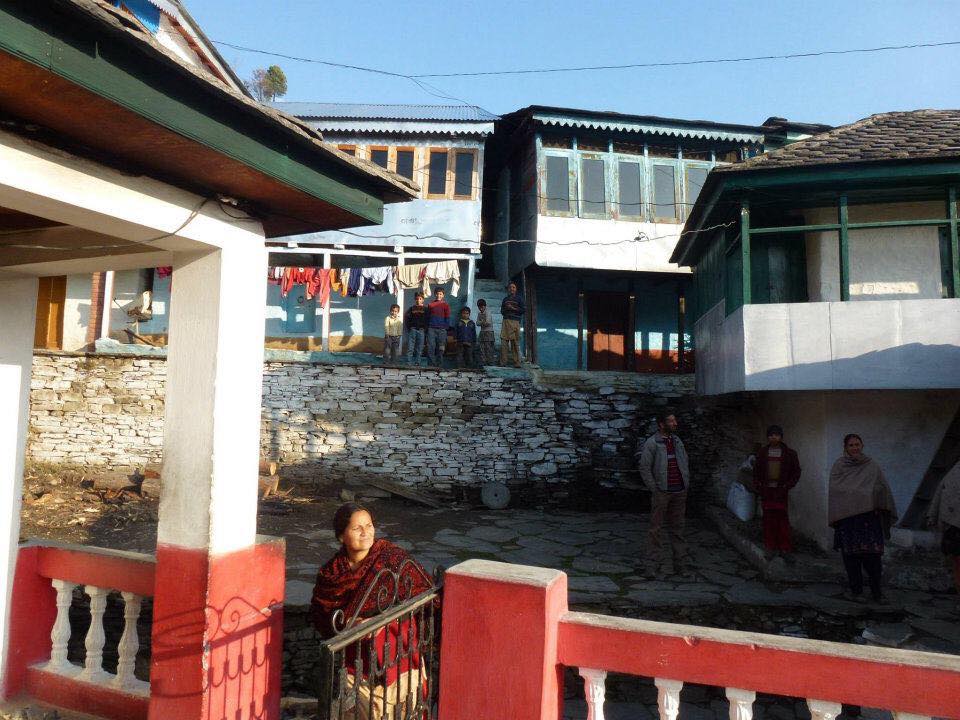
left=28, top=352, right=760, bottom=505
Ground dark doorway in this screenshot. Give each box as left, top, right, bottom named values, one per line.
left=586, top=291, right=629, bottom=371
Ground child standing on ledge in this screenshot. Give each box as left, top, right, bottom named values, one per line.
left=383, top=303, right=403, bottom=364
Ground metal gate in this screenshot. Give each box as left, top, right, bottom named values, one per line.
left=317, top=562, right=442, bottom=720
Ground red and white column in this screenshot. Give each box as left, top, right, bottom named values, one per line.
left=148, top=243, right=285, bottom=720
left=0, top=277, right=40, bottom=696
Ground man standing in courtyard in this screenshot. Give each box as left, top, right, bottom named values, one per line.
left=638, top=411, right=690, bottom=576
left=500, top=281, right=524, bottom=367
left=752, top=424, right=801, bottom=562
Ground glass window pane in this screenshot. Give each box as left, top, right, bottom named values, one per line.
left=428, top=151, right=448, bottom=195
left=545, top=155, right=570, bottom=212
left=618, top=161, right=642, bottom=217
left=370, top=149, right=388, bottom=168
left=395, top=150, right=415, bottom=179
left=580, top=157, right=606, bottom=215
left=686, top=166, right=709, bottom=208
left=454, top=152, right=474, bottom=197
left=653, top=164, right=677, bottom=219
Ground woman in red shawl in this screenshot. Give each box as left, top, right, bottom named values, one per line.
left=312, top=503, right=435, bottom=720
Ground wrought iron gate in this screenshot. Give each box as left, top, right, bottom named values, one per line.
left=317, top=562, right=442, bottom=720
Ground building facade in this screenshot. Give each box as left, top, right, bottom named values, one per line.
left=673, top=110, right=960, bottom=546
left=483, top=106, right=785, bottom=373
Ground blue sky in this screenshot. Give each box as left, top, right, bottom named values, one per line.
left=194, top=0, right=960, bottom=126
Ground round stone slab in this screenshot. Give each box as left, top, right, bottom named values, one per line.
left=481, top=482, right=511, bottom=509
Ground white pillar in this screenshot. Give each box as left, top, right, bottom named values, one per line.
left=579, top=667, right=607, bottom=720
left=99, top=270, right=114, bottom=340
left=807, top=699, right=843, bottom=720
left=396, top=255, right=405, bottom=354
left=322, top=253, right=331, bottom=353
left=726, top=687, right=756, bottom=720
left=466, top=256, right=476, bottom=313
left=655, top=678, right=683, bottom=720
left=156, top=243, right=267, bottom=554
left=0, top=276, right=38, bottom=690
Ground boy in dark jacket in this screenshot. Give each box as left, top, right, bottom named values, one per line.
left=499, top=282, right=524, bottom=367
left=453, top=307, right=477, bottom=368
left=752, top=424, right=801, bottom=559
left=404, top=292, right=429, bottom=366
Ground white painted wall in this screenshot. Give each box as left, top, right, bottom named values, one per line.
left=695, top=299, right=960, bottom=395
left=62, top=274, right=92, bottom=351
left=535, top=216, right=689, bottom=274
left=759, top=390, right=960, bottom=548
left=804, top=202, right=944, bottom=302
left=0, top=277, right=38, bottom=693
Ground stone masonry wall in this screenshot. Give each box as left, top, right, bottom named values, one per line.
left=28, top=352, right=760, bottom=506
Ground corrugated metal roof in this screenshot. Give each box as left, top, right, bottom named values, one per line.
left=272, top=102, right=500, bottom=122
left=532, top=111, right=764, bottom=144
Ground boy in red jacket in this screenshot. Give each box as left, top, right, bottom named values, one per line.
left=752, top=425, right=801, bottom=560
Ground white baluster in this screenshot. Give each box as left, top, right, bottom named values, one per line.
left=655, top=678, right=683, bottom=720
left=579, top=667, right=607, bottom=720
left=77, top=585, right=110, bottom=683
left=893, top=713, right=930, bottom=720
left=44, top=579, right=78, bottom=675
left=807, top=699, right=843, bottom=720
left=726, top=687, right=756, bottom=720
left=114, top=592, right=148, bottom=693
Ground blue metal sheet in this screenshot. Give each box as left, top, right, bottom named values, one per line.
left=272, top=102, right=499, bottom=122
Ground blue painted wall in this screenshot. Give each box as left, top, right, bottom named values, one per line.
left=534, top=270, right=693, bottom=371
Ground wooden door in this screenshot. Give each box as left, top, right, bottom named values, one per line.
left=34, top=275, right=67, bottom=350
left=586, top=291, right=628, bottom=371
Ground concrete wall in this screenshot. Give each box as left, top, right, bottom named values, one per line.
left=804, top=201, right=945, bottom=302
left=536, top=216, right=691, bottom=274
left=27, top=352, right=757, bottom=507
left=758, top=390, right=960, bottom=548
left=695, top=299, right=960, bottom=395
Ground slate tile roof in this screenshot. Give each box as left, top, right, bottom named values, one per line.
left=718, top=109, right=960, bottom=173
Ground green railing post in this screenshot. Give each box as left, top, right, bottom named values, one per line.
left=949, top=186, right=960, bottom=298
left=839, top=195, right=850, bottom=301
left=741, top=198, right=751, bottom=306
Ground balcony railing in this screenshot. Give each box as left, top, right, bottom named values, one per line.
left=9, top=542, right=155, bottom=720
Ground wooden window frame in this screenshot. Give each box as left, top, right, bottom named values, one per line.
left=425, top=147, right=451, bottom=199
left=541, top=149, right=576, bottom=218
left=367, top=145, right=390, bottom=170
left=337, top=144, right=357, bottom=156
left=650, top=159, right=682, bottom=223
left=614, top=157, right=645, bottom=221
left=393, top=146, right=417, bottom=185
left=451, top=148, right=479, bottom=200
left=577, top=152, right=609, bottom=220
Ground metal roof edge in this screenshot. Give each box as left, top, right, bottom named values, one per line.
left=306, top=120, right=496, bottom=137
left=531, top=112, right=764, bottom=143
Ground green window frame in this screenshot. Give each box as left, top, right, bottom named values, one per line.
left=542, top=150, right=576, bottom=217
left=651, top=160, right=681, bottom=222
left=578, top=153, right=608, bottom=219
left=615, top=159, right=644, bottom=220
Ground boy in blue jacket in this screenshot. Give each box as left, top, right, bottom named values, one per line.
left=453, top=307, right=477, bottom=368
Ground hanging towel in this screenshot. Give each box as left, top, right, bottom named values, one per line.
left=361, top=266, right=395, bottom=295
left=395, top=263, right=429, bottom=290
left=330, top=269, right=347, bottom=297
left=421, top=260, right=461, bottom=297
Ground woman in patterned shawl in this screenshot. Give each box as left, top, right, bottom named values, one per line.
left=311, top=503, right=435, bottom=719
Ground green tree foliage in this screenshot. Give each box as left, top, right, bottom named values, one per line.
left=246, top=64, right=288, bottom=102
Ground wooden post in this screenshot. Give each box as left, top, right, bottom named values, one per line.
left=577, top=283, right=584, bottom=371
left=528, top=271, right=538, bottom=365
left=839, top=195, right=850, bottom=301
left=677, top=281, right=686, bottom=373
left=627, top=279, right=636, bottom=372
left=321, top=253, right=331, bottom=352
left=740, top=199, right=751, bottom=306
left=466, top=256, right=476, bottom=312
left=948, top=186, right=959, bottom=297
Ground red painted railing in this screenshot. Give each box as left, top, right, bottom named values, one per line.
left=5, top=542, right=155, bottom=720
left=438, top=560, right=960, bottom=720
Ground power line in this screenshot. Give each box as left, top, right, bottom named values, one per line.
left=214, top=38, right=960, bottom=81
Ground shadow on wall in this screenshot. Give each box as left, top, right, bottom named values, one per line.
left=747, top=342, right=960, bottom=390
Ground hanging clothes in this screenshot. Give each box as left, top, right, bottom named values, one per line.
left=361, top=266, right=395, bottom=296
left=267, top=266, right=282, bottom=286
left=395, top=263, right=428, bottom=290
left=331, top=269, right=346, bottom=297
left=421, top=260, right=461, bottom=297
left=155, top=266, right=173, bottom=279
left=307, top=269, right=332, bottom=306
left=347, top=268, right=363, bottom=297
left=281, top=267, right=312, bottom=298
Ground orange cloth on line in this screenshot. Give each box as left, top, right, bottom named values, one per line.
left=307, top=269, right=332, bottom=306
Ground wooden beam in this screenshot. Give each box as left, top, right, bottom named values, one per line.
left=740, top=199, right=751, bottom=306
left=949, top=186, right=959, bottom=298
left=838, top=195, right=850, bottom=301
left=577, top=283, right=584, bottom=371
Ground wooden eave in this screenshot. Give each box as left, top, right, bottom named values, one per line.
left=0, top=0, right=417, bottom=238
